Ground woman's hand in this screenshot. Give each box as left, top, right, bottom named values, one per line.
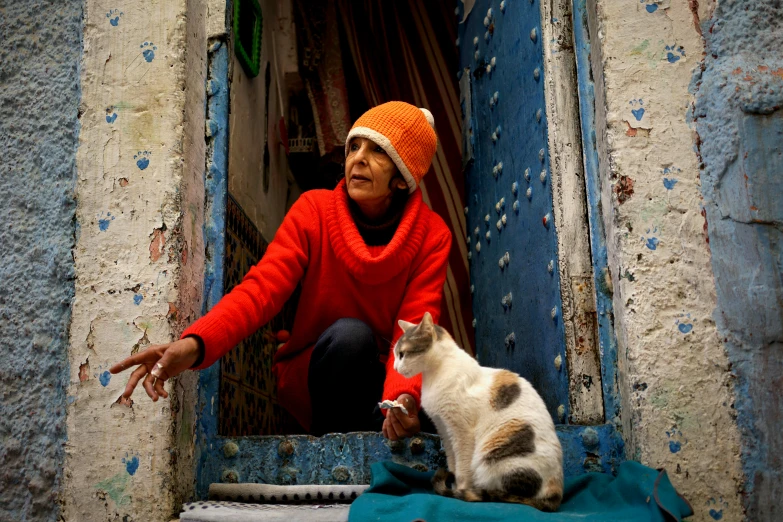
left=382, top=394, right=421, bottom=441
left=109, top=337, right=201, bottom=402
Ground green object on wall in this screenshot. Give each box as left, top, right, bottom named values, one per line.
left=233, top=0, right=262, bottom=77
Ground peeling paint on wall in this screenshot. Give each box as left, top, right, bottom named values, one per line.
left=584, top=0, right=745, bottom=519
left=691, top=1, right=783, bottom=519
left=65, top=0, right=207, bottom=519
left=0, top=0, right=81, bottom=520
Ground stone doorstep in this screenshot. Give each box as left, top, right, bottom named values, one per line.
left=179, top=501, right=350, bottom=522
left=179, top=484, right=366, bottom=521
left=209, top=483, right=369, bottom=504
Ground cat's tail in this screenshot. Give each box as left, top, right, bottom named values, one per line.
left=431, top=469, right=562, bottom=512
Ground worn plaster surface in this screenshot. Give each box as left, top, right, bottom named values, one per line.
left=172, top=0, right=209, bottom=509
left=0, top=0, right=82, bottom=520
left=228, top=0, right=300, bottom=239
left=691, top=1, right=783, bottom=519
left=587, top=0, right=744, bottom=519
left=65, top=0, right=206, bottom=519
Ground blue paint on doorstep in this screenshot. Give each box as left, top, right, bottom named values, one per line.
left=2, top=7, right=82, bottom=519
left=572, top=0, right=623, bottom=428
left=99, top=371, right=111, bottom=387
left=133, top=293, right=143, bottom=305
left=196, top=426, right=623, bottom=494
left=459, top=0, right=569, bottom=422
left=691, top=1, right=783, bottom=517
left=645, top=3, right=658, bottom=13
left=663, top=178, right=678, bottom=190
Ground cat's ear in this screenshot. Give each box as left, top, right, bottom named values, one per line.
left=398, top=319, right=415, bottom=333
left=421, top=311, right=434, bottom=327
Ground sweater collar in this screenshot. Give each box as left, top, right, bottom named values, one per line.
left=327, top=179, right=427, bottom=283
left=347, top=185, right=408, bottom=246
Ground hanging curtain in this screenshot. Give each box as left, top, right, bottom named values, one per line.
left=337, top=0, right=474, bottom=355
left=293, top=0, right=353, bottom=157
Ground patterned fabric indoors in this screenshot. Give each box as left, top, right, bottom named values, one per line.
left=220, top=195, right=301, bottom=436
left=293, top=0, right=352, bottom=157
left=337, top=0, right=474, bottom=354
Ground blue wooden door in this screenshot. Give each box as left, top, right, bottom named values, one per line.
left=459, top=0, right=569, bottom=421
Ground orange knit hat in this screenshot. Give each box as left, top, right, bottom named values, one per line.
left=345, top=101, right=438, bottom=193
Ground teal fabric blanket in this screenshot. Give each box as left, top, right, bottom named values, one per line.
left=349, top=461, right=692, bottom=521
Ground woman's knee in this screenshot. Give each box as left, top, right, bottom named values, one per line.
left=315, top=318, right=378, bottom=359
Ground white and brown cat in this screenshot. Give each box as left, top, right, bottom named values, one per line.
left=394, top=312, right=564, bottom=511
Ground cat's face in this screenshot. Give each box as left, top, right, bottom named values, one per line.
left=394, top=312, right=445, bottom=378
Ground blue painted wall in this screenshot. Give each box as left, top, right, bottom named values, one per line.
left=0, top=1, right=81, bottom=520
left=691, top=1, right=783, bottom=519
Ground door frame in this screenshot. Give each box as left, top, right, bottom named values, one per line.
left=192, top=0, right=625, bottom=498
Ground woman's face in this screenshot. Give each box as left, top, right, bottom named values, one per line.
left=345, top=137, right=408, bottom=204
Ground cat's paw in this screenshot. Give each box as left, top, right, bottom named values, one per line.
left=432, top=468, right=456, bottom=495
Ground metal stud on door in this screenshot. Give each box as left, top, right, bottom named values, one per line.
left=459, top=0, right=569, bottom=421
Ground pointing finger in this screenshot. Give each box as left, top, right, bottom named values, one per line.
left=110, top=346, right=162, bottom=374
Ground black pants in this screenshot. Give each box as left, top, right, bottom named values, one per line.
left=308, top=318, right=437, bottom=436
left=308, top=319, right=386, bottom=436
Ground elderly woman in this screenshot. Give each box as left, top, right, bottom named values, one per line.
left=111, top=101, right=452, bottom=440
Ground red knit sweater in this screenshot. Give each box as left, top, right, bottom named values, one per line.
left=182, top=180, right=452, bottom=431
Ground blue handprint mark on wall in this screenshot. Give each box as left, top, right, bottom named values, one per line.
left=122, top=453, right=140, bottom=476
left=98, top=212, right=115, bottom=231
left=629, top=99, right=645, bottom=121
left=639, top=0, right=661, bottom=12
left=141, top=42, right=157, bottom=63
left=106, top=9, right=123, bottom=26
left=665, top=44, right=685, bottom=63
left=134, top=151, right=151, bottom=170
left=706, top=497, right=728, bottom=520
left=642, top=227, right=659, bottom=250
left=666, top=427, right=687, bottom=453
left=105, top=106, right=117, bottom=124
left=662, top=166, right=681, bottom=190
left=93, top=364, right=112, bottom=386
left=676, top=313, right=693, bottom=334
